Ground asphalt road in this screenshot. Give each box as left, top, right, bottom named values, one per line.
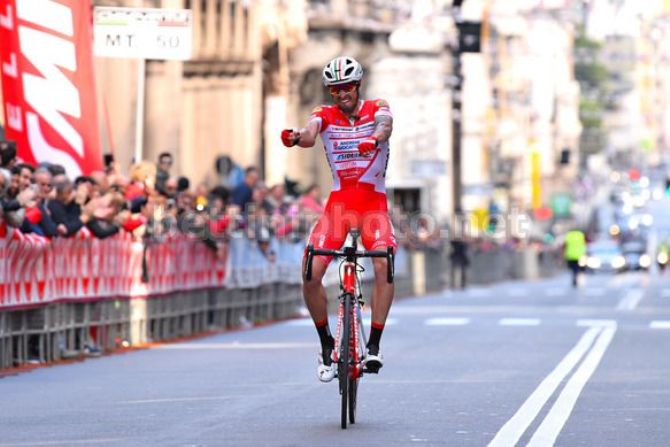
left=1, top=269, right=670, bottom=447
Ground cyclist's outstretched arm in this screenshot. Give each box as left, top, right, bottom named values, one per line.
left=372, top=114, right=393, bottom=143
left=281, top=119, right=320, bottom=148
left=294, top=118, right=320, bottom=147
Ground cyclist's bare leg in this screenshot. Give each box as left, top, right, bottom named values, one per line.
left=302, top=256, right=329, bottom=323
left=370, top=257, right=394, bottom=328
left=303, top=255, right=336, bottom=379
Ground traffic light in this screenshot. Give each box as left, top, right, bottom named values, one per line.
left=458, top=21, right=482, bottom=53
left=560, top=148, right=570, bottom=165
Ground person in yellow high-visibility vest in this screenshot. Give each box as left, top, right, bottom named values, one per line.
left=564, top=229, right=587, bottom=287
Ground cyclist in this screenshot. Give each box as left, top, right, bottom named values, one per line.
left=281, top=56, right=396, bottom=382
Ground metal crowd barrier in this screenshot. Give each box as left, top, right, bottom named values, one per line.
left=1, top=222, right=558, bottom=371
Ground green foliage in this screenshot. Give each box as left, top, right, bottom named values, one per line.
left=575, top=63, right=608, bottom=89
left=574, top=30, right=610, bottom=156
left=579, top=98, right=603, bottom=128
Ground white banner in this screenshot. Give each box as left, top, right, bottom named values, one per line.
left=93, top=6, right=192, bottom=60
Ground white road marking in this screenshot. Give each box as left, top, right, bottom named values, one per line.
left=499, top=318, right=541, bottom=326
left=118, top=396, right=233, bottom=405
left=467, top=288, right=490, bottom=297
left=546, top=288, right=566, bottom=297
left=582, top=287, right=606, bottom=297
left=487, top=327, right=602, bottom=447
left=616, top=288, right=645, bottom=310
left=154, top=342, right=314, bottom=350
left=650, top=321, right=670, bottom=329
left=507, top=288, right=528, bottom=297
left=577, top=319, right=617, bottom=328
left=527, top=326, right=617, bottom=446
left=610, top=274, right=639, bottom=287
left=425, top=317, right=471, bottom=326
left=0, top=440, right=125, bottom=447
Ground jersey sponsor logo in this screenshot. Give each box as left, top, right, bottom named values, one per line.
left=336, top=152, right=359, bottom=161
left=333, top=140, right=358, bottom=151
left=335, top=152, right=371, bottom=161
left=376, top=99, right=389, bottom=107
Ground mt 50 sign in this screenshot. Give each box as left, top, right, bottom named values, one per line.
left=94, top=7, right=192, bottom=60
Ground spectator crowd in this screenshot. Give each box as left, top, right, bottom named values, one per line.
left=1, top=140, right=478, bottom=263
left=0, top=141, right=336, bottom=261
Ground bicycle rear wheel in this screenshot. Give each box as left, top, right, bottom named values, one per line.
left=339, top=294, right=352, bottom=429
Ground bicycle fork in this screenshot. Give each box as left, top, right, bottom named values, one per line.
left=333, top=263, right=364, bottom=379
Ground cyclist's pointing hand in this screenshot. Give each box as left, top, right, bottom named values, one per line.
left=281, top=129, right=301, bottom=147
left=357, top=136, right=377, bottom=155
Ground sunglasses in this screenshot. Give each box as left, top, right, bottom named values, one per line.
left=328, top=83, right=358, bottom=96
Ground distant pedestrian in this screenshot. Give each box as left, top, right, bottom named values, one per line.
left=564, top=229, right=586, bottom=288
left=449, top=236, right=470, bottom=289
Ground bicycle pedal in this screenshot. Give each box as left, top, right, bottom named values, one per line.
left=363, top=365, right=380, bottom=374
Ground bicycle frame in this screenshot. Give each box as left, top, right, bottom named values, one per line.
left=332, top=256, right=367, bottom=380
left=304, top=229, right=394, bottom=428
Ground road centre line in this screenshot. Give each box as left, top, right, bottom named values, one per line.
left=545, top=288, right=566, bottom=297
left=650, top=321, right=670, bottom=329
left=582, top=287, right=606, bottom=297
left=467, top=288, right=490, bottom=297
left=0, top=440, right=125, bottom=447
left=616, top=288, right=645, bottom=310
left=527, top=326, right=617, bottom=446
left=154, top=342, right=314, bottom=350
left=425, top=317, right=470, bottom=326
left=487, top=327, right=602, bottom=447
left=499, top=318, right=541, bottom=326
left=577, top=319, right=617, bottom=328
left=118, top=396, right=233, bottom=405
left=507, top=288, right=528, bottom=297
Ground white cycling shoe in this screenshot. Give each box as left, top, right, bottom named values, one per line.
left=317, top=351, right=337, bottom=383
left=363, top=348, right=384, bottom=373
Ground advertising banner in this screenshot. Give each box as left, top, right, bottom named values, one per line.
left=0, top=0, right=102, bottom=177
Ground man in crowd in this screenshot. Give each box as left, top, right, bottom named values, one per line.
left=156, top=152, right=173, bottom=192
left=21, top=167, right=57, bottom=237
left=232, top=166, right=259, bottom=213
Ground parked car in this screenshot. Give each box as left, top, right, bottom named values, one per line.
left=621, top=239, right=651, bottom=271
left=585, top=240, right=626, bottom=273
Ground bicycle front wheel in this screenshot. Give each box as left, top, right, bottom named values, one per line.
left=349, top=376, right=358, bottom=424
left=339, top=294, right=352, bottom=429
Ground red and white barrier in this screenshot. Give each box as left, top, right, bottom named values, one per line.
left=0, top=225, right=228, bottom=309
left=0, top=223, right=407, bottom=310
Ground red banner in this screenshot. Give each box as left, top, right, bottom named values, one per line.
left=0, top=0, right=102, bottom=177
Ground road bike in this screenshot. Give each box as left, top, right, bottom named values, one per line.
left=305, top=229, right=394, bottom=429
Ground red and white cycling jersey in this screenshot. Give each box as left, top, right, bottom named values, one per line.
left=309, top=99, right=392, bottom=193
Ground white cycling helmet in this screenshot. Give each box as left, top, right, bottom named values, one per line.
left=322, top=56, right=364, bottom=86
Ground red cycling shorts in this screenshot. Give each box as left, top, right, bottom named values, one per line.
left=306, top=184, right=397, bottom=265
